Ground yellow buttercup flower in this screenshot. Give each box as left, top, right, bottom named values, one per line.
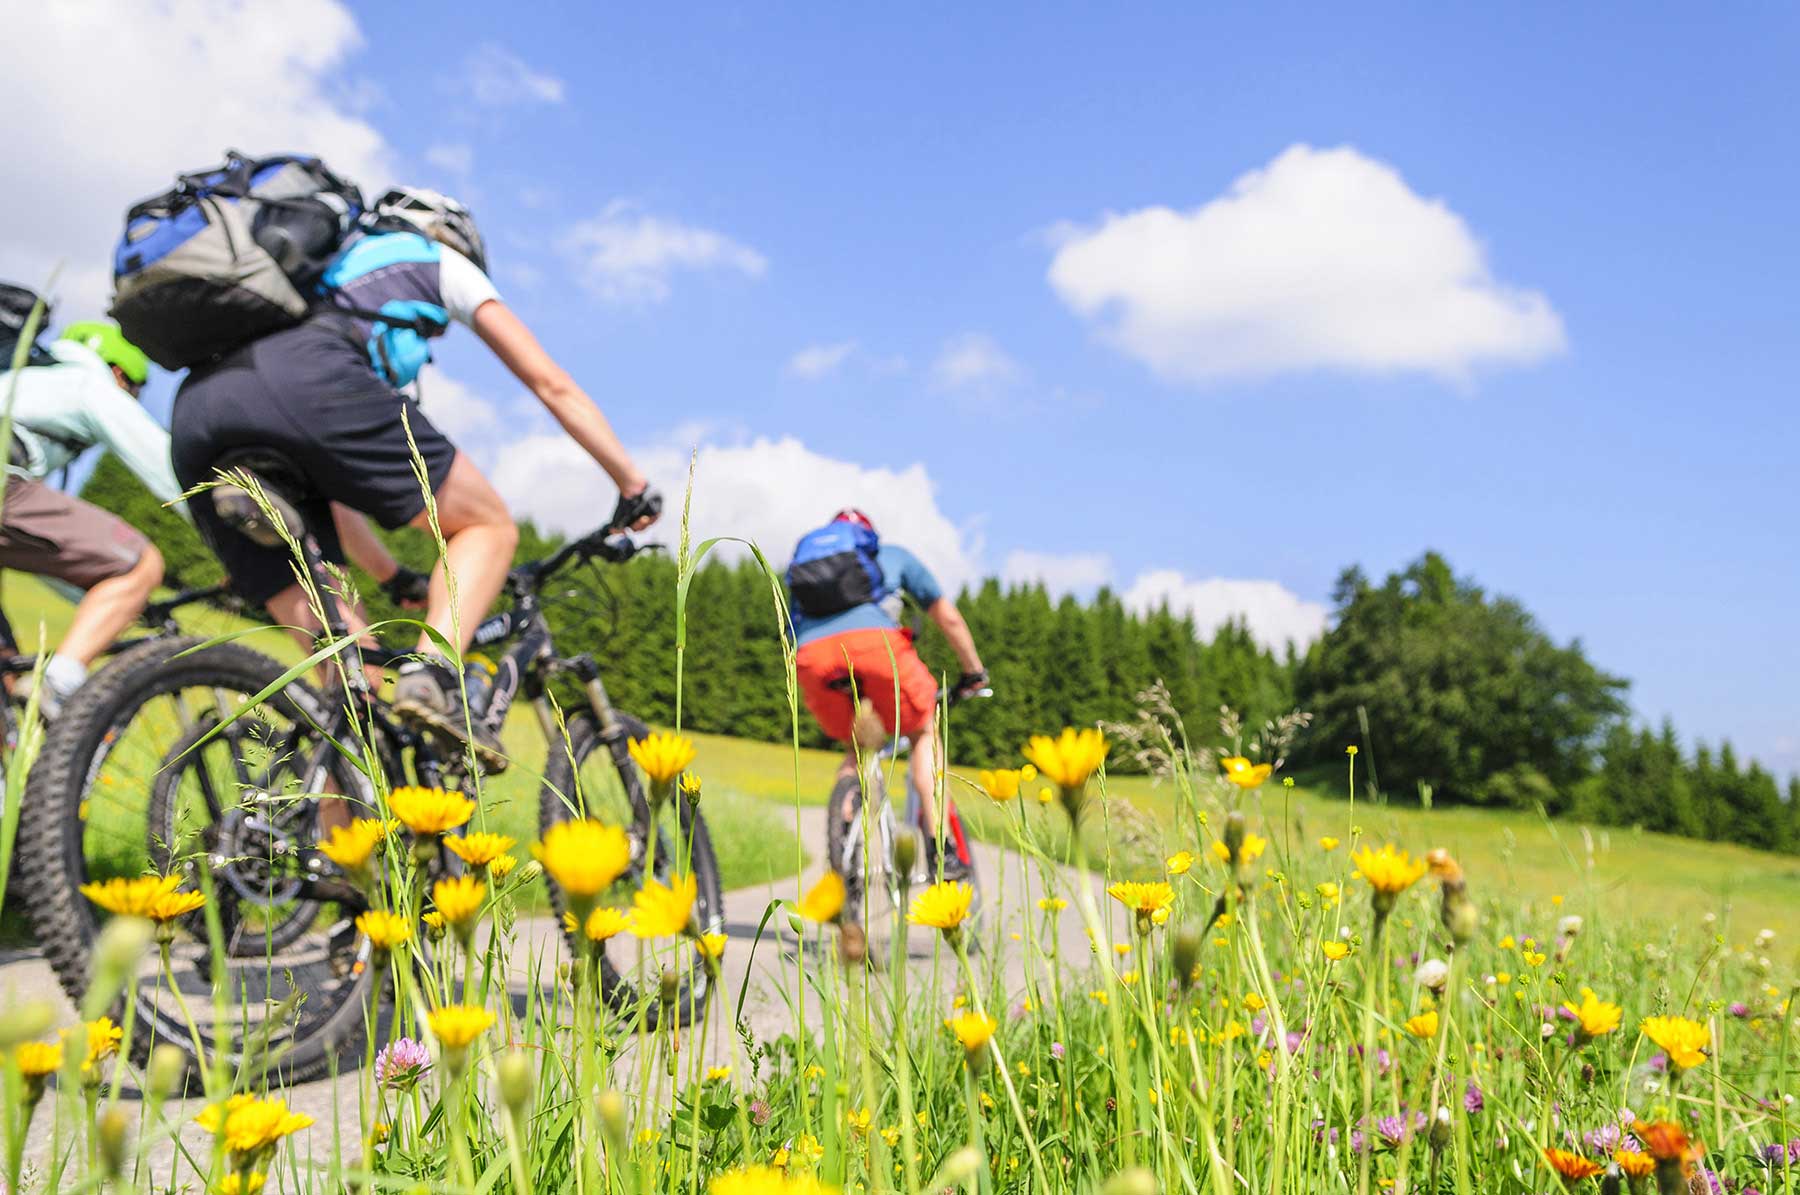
left=1021, top=727, right=1108, bottom=791
left=1211, top=833, right=1268, bottom=867
left=1352, top=844, right=1428, bottom=896
left=533, top=819, right=632, bottom=899
left=316, top=818, right=396, bottom=870
left=355, top=910, right=413, bottom=951
left=1319, top=836, right=1341, bottom=851
left=1316, top=882, right=1341, bottom=905
left=977, top=767, right=1028, bottom=802
left=628, top=732, right=696, bottom=785
left=1037, top=896, right=1068, bottom=913
left=630, top=873, right=698, bottom=939
left=1219, top=756, right=1273, bottom=789
left=13, top=1039, right=63, bottom=1077
left=797, top=872, right=846, bottom=924
left=388, top=786, right=474, bottom=836
left=426, top=1004, right=495, bottom=1051
left=195, top=1094, right=314, bottom=1156
left=445, top=832, right=516, bottom=868
left=907, top=880, right=974, bottom=932
left=1563, top=989, right=1623, bottom=1041
left=1166, top=850, right=1194, bottom=875
left=1321, top=941, right=1350, bottom=961
left=946, top=1010, right=998, bottom=1052
left=431, top=875, right=486, bottom=932
left=706, top=1065, right=733, bottom=1083
left=563, top=906, right=634, bottom=942
left=80, top=1016, right=123, bottom=1073
left=80, top=875, right=205, bottom=923
left=695, top=932, right=728, bottom=961
left=1404, top=1010, right=1439, bottom=1039
left=710, top=1164, right=838, bottom=1195
left=1640, top=1015, right=1710, bottom=1070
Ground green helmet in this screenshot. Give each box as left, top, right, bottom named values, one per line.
left=59, top=320, right=149, bottom=386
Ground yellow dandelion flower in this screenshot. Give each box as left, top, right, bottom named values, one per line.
left=421, top=911, right=445, bottom=932
left=1107, top=880, right=1175, bottom=918
left=907, top=880, right=974, bottom=931
left=797, top=872, right=846, bottom=924
left=1404, top=1010, right=1439, bottom=1039
left=695, top=932, right=728, bottom=962
left=80, top=1017, right=122, bottom=1073
left=426, top=1004, right=495, bottom=1050
left=1321, top=941, right=1350, bottom=961
left=1352, top=844, right=1428, bottom=896
left=445, top=832, right=516, bottom=868
left=388, top=785, right=474, bottom=836
left=1242, top=992, right=1266, bottom=1012
left=1219, top=756, right=1273, bottom=789
left=533, top=819, right=631, bottom=899
left=1037, top=896, right=1068, bottom=912
left=1021, top=727, right=1108, bottom=790
left=1319, top=836, right=1340, bottom=851
left=355, top=910, right=413, bottom=950
left=1563, top=989, right=1622, bottom=1041
left=14, top=1039, right=63, bottom=1077
left=316, top=818, right=395, bottom=870
left=488, top=855, right=518, bottom=879
left=195, top=1094, right=314, bottom=1155
left=628, top=732, right=696, bottom=785
left=630, top=873, right=698, bottom=939
left=1613, top=1149, right=1655, bottom=1179
left=431, top=875, right=486, bottom=931
left=80, top=875, right=204, bottom=923
left=564, top=905, right=633, bottom=942
left=978, top=767, right=1027, bottom=802
left=946, top=1010, right=997, bottom=1052
left=1639, top=1015, right=1710, bottom=1070
left=1166, top=850, right=1194, bottom=875
left=706, top=1065, right=733, bottom=1082
left=216, top=1173, right=267, bottom=1195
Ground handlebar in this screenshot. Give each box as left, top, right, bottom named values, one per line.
left=514, top=529, right=661, bottom=593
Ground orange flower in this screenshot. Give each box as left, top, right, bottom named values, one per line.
left=1634, top=1121, right=1704, bottom=1173
left=1543, top=1148, right=1603, bottom=1183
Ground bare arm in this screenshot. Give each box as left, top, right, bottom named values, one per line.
left=331, top=504, right=399, bottom=583
left=471, top=300, right=651, bottom=503
left=926, top=597, right=983, bottom=675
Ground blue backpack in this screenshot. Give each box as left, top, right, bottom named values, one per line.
left=787, top=521, right=886, bottom=618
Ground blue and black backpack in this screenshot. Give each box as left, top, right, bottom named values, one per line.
left=787, top=521, right=886, bottom=618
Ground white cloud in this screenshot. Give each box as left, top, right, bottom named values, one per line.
left=930, top=332, right=1022, bottom=391
left=1122, top=569, right=1328, bottom=654
left=1047, top=144, right=1566, bottom=384
left=416, top=366, right=504, bottom=449
left=561, top=201, right=768, bottom=304
left=490, top=431, right=980, bottom=593
left=785, top=341, right=857, bottom=381
left=424, top=142, right=474, bottom=176
left=463, top=43, right=565, bottom=107
left=0, top=0, right=391, bottom=313
left=1002, top=549, right=1114, bottom=595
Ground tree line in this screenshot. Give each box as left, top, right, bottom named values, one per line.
left=81, top=455, right=1798, bottom=854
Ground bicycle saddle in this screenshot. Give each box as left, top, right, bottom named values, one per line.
left=209, top=449, right=312, bottom=550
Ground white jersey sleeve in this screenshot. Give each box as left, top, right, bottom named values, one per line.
left=437, top=247, right=502, bottom=328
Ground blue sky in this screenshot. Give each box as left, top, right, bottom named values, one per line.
left=7, top=4, right=1795, bottom=775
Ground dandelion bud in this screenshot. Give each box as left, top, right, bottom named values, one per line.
left=659, top=967, right=679, bottom=1011
left=1103, top=1166, right=1159, bottom=1195
left=838, top=921, right=868, bottom=966
left=597, top=1089, right=627, bottom=1145
left=98, top=1105, right=130, bottom=1177
left=1172, top=925, right=1202, bottom=990
left=1599, top=1168, right=1622, bottom=1195
left=498, top=1050, right=535, bottom=1116
left=1223, top=811, right=1246, bottom=861
left=1428, top=1106, right=1452, bottom=1151
left=937, top=1146, right=984, bottom=1185
left=1445, top=891, right=1481, bottom=947
left=893, top=830, right=918, bottom=882
left=85, top=917, right=154, bottom=1019
left=0, top=1000, right=54, bottom=1048
left=148, top=1044, right=187, bottom=1098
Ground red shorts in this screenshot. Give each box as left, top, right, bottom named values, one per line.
left=796, top=628, right=939, bottom=742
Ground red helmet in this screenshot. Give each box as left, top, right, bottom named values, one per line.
left=833, top=508, right=875, bottom=533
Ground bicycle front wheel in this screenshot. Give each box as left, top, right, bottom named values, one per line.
left=16, top=637, right=381, bottom=1083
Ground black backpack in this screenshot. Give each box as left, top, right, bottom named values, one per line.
left=0, top=282, right=54, bottom=369
left=108, top=152, right=366, bottom=370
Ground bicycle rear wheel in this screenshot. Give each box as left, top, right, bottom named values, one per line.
left=539, top=711, right=722, bottom=1028
left=16, top=637, right=380, bottom=1083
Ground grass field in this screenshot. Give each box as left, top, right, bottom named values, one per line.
left=9, top=571, right=1799, bottom=942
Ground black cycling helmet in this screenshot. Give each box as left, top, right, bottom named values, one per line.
left=374, top=186, right=488, bottom=273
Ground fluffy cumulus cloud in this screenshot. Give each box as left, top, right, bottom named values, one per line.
left=462, top=43, right=566, bottom=107
left=785, top=341, right=857, bottom=381
left=560, top=201, right=768, bottom=304
left=930, top=332, right=1022, bottom=391
left=1122, top=569, right=1328, bottom=653
left=1048, top=144, right=1566, bottom=384
left=0, top=0, right=391, bottom=313
left=489, top=431, right=981, bottom=592
left=1001, top=549, right=1114, bottom=595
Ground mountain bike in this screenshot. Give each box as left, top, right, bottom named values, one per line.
left=823, top=678, right=992, bottom=934
left=15, top=459, right=719, bottom=1081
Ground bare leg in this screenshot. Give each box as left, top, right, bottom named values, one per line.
left=909, top=720, right=942, bottom=839
left=836, top=750, right=859, bottom=821
left=56, top=545, right=164, bottom=666
left=409, top=453, right=518, bottom=655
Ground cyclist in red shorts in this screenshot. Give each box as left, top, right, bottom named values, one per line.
left=787, top=509, right=988, bottom=881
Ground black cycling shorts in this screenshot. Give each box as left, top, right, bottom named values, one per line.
left=171, top=320, right=459, bottom=604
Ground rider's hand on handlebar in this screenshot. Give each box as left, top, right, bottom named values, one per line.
left=953, top=669, right=993, bottom=703
left=609, top=484, right=663, bottom=533
left=381, top=565, right=431, bottom=609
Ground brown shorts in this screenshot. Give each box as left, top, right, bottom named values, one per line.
left=0, top=474, right=149, bottom=589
